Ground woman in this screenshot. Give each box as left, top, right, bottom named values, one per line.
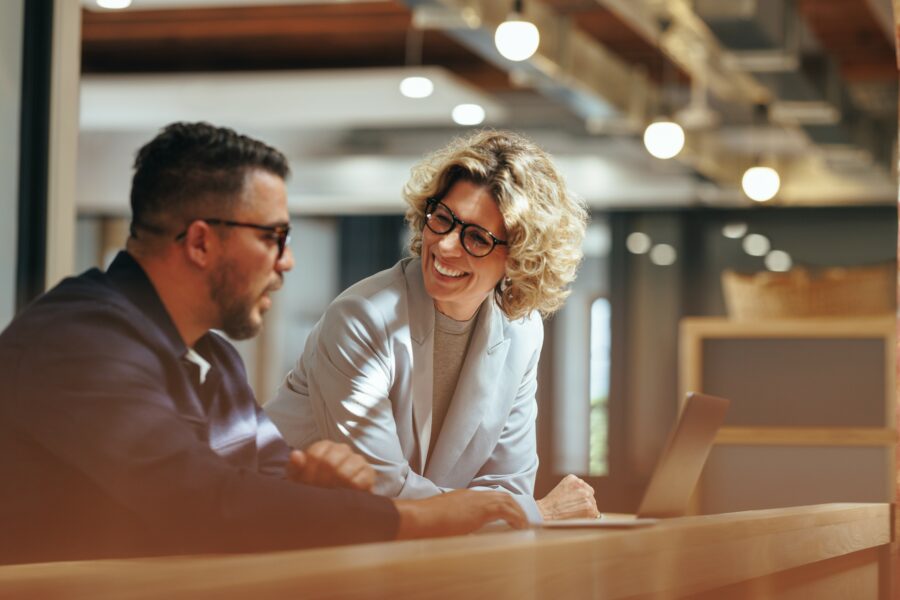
left=266, top=130, right=596, bottom=521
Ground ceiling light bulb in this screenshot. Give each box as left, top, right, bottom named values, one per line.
left=96, top=0, right=132, bottom=8
left=742, top=233, right=770, bottom=257
left=649, top=243, right=677, bottom=266
left=765, top=250, right=792, bottom=272
left=643, top=120, right=685, bottom=160
left=721, top=222, right=748, bottom=239
left=452, top=103, right=485, bottom=126
left=742, top=166, right=780, bottom=202
left=494, top=18, right=540, bottom=62
left=399, top=76, right=434, bottom=99
left=626, top=232, right=652, bottom=254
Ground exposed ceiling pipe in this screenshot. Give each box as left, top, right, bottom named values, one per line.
left=601, top=0, right=896, bottom=190
left=608, top=0, right=771, bottom=105
left=694, top=0, right=890, bottom=171
left=401, top=0, right=752, bottom=187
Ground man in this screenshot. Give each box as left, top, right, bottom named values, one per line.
left=0, top=122, right=525, bottom=565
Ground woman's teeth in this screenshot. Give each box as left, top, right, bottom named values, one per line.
left=434, top=259, right=465, bottom=278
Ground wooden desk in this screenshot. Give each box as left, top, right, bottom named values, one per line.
left=0, top=503, right=890, bottom=599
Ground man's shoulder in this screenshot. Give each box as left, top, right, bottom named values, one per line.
left=9, top=269, right=127, bottom=327
left=1, top=268, right=161, bottom=359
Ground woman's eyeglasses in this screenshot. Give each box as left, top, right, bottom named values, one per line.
left=424, top=199, right=507, bottom=258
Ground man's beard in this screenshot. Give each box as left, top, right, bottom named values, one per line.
left=208, top=266, right=265, bottom=341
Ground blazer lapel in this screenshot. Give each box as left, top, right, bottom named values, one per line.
left=425, top=298, right=510, bottom=481
left=404, top=258, right=435, bottom=473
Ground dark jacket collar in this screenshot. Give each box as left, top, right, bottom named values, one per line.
left=105, top=251, right=190, bottom=357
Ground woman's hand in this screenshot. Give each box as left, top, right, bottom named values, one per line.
left=536, top=474, right=599, bottom=520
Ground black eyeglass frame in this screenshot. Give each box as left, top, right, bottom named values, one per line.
left=424, top=198, right=508, bottom=258
left=174, top=218, right=292, bottom=260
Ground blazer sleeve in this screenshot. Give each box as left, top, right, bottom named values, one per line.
left=466, top=319, right=542, bottom=520
left=270, top=294, right=445, bottom=499
left=8, top=315, right=399, bottom=553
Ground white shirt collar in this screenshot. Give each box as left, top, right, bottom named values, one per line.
left=183, top=347, right=211, bottom=385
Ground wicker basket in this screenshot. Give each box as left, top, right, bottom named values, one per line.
left=721, top=264, right=895, bottom=320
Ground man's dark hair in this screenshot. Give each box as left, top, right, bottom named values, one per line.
left=129, top=122, right=290, bottom=238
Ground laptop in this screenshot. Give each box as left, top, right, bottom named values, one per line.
left=542, top=391, right=730, bottom=528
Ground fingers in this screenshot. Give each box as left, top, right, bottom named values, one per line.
left=470, top=491, right=528, bottom=530
left=300, top=441, right=329, bottom=485
left=294, top=441, right=376, bottom=491
left=333, top=452, right=376, bottom=491
left=540, top=475, right=599, bottom=520
left=570, top=477, right=599, bottom=517
left=491, top=495, right=528, bottom=529
left=307, top=440, right=356, bottom=487
left=286, top=449, right=307, bottom=482
left=395, top=490, right=531, bottom=540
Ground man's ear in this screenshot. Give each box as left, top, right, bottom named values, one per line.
left=182, top=220, right=216, bottom=268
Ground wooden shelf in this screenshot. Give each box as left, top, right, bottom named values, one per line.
left=716, top=426, right=897, bottom=446
left=679, top=316, right=896, bottom=514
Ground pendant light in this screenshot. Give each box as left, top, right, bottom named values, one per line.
left=742, top=165, right=780, bottom=202
left=741, top=104, right=781, bottom=202
left=399, top=26, right=433, bottom=99
left=643, top=24, right=684, bottom=160
left=494, top=0, right=540, bottom=62
left=644, top=121, right=685, bottom=159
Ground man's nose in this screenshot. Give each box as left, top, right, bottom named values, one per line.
left=277, top=245, right=295, bottom=272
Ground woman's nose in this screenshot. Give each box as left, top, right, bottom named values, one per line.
left=437, top=228, right=464, bottom=254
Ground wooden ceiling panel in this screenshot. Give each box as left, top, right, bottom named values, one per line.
left=81, top=1, right=508, bottom=86
left=572, top=7, right=689, bottom=84
left=82, top=3, right=409, bottom=71
left=797, top=0, right=897, bottom=82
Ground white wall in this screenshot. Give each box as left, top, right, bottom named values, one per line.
left=0, top=1, right=23, bottom=326
left=45, top=0, right=81, bottom=288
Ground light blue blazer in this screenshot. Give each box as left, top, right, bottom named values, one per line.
left=266, top=257, right=543, bottom=519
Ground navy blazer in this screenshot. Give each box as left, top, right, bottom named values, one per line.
left=0, top=252, right=397, bottom=565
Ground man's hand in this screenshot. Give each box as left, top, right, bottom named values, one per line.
left=536, top=474, right=599, bottom=520
left=393, top=489, right=528, bottom=539
left=287, top=441, right=375, bottom=492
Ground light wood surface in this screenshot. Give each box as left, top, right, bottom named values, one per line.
left=679, top=316, right=896, bottom=339
left=715, top=426, right=897, bottom=446
left=0, top=503, right=890, bottom=599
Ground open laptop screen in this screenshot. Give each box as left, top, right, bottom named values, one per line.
left=636, top=392, right=730, bottom=518
left=540, top=391, right=729, bottom=528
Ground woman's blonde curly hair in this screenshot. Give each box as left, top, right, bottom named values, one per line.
left=404, top=130, right=588, bottom=320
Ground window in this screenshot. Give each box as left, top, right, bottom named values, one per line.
left=589, top=296, right=611, bottom=475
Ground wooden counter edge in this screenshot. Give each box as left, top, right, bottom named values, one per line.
left=0, top=503, right=890, bottom=600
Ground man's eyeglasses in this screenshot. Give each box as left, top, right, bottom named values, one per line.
left=424, top=199, right=508, bottom=258
left=175, top=218, right=292, bottom=260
